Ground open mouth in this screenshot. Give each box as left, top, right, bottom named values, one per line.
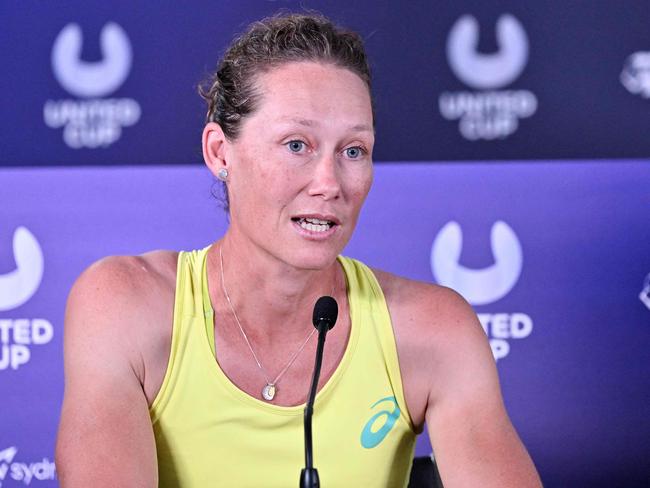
left=291, top=217, right=337, bottom=233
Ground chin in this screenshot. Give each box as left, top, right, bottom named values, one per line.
left=284, top=247, right=340, bottom=271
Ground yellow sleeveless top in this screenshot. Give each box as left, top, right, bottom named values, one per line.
left=150, top=247, right=417, bottom=487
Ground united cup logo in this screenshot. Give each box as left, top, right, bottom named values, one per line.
left=0, top=228, right=53, bottom=371
left=43, top=22, right=141, bottom=149
left=438, top=14, right=538, bottom=140
left=431, top=221, right=533, bottom=361
left=621, top=51, right=650, bottom=99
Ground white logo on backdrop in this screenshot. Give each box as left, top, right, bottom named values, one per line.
left=44, top=22, right=141, bottom=149
left=640, top=273, right=650, bottom=311
left=431, top=221, right=522, bottom=306
left=0, top=228, right=53, bottom=371
left=0, top=228, right=44, bottom=312
left=0, top=447, right=17, bottom=484
left=620, top=51, right=650, bottom=98
left=439, top=14, right=537, bottom=140
left=447, top=14, right=528, bottom=90
left=0, top=446, right=56, bottom=486
left=431, top=220, right=533, bottom=360
left=51, top=22, right=132, bottom=98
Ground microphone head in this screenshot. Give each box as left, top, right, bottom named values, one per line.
left=312, top=296, right=338, bottom=330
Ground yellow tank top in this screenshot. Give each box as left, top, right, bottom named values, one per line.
left=150, top=247, right=417, bottom=487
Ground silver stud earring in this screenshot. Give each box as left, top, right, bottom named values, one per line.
left=217, top=168, right=228, bottom=181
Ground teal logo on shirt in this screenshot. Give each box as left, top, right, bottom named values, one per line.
left=360, top=396, right=401, bottom=448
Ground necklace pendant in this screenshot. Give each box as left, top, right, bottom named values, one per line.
left=262, top=384, right=276, bottom=401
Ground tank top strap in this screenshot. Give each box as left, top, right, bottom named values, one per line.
left=172, top=246, right=212, bottom=318
left=149, top=246, right=212, bottom=421
left=337, top=256, right=415, bottom=432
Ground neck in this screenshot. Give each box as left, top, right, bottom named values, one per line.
left=207, top=231, right=340, bottom=341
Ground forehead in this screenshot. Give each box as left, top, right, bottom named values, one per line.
left=249, top=61, right=373, bottom=129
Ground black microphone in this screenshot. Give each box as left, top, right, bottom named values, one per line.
left=300, top=296, right=338, bottom=488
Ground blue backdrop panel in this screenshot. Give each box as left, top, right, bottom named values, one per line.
left=0, top=161, right=648, bottom=486
left=3, top=1, right=650, bottom=165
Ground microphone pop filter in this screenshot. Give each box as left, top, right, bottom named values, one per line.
left=312, top=296, right=338, bottom=330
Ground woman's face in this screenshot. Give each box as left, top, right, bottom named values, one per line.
left=218, top=61, right=374, bottom=270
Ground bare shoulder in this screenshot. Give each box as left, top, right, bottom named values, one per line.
left=370, top=268, right=493, bottom=425
left=67, top=250, right=178, bottom=325
left=69, top=250, right=178, bottom=307
left=65, top=250, right=179, bottom=389
left=371, top=267, right=486, bottom=355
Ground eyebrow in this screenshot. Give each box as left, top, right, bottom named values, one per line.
left=277, top=117, right=373, bottom=133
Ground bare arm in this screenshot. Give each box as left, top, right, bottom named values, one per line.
left=423, top=288, right=542, bottom=487
left=56, top=257, right=159, bottom=487
left=376, top=269, right=542, bottom=488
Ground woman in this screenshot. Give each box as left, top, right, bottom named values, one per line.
left=56, top=13, right=542, bottom=488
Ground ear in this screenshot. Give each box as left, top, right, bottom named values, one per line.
left=202, top=122, right=229, bottom=178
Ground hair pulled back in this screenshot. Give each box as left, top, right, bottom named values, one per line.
left=200, top=13, right=372, bottom=139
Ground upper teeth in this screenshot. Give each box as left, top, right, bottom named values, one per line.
left=303, top=218, right=330, bottom=225
left=297, top=217, right=333, bottom=232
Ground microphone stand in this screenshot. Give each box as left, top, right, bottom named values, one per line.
left=300, top=295, right=337, bottom=488
left=300, top=320, right=330, bottom=488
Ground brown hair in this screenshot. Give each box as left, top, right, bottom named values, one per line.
left=200, top=12, right=372, bottom=140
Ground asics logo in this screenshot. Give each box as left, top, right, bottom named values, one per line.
left=430, top=221, right=522, bottom=306
left=0, top=228, right=44, bottom=311
left=51, top=22, right=132, bottom=98
left=447, top=14, right=528, bottom=90
left=360, top=396, right=401, bottom=449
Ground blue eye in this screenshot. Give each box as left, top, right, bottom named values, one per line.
left=345, top=146, right=364, bottom=159
left=287, top=140, right=305, bottom=153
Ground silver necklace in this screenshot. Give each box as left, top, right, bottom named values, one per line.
left=219, top=246, right=329, bottom=402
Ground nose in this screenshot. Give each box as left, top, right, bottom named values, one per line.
left=307, top=152, right=341, bottom=200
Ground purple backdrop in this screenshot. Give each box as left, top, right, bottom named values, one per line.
left=1, top=161, right=649, bottom=487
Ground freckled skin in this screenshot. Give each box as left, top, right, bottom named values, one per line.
left=196, top=61, right=376, bottom=408
left=218, top=62, right=375, bottom=271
